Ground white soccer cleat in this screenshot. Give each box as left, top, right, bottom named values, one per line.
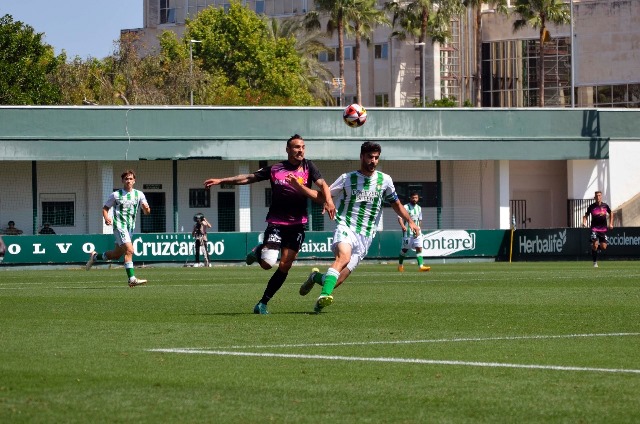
left=593, top=262, right=598, bottom=268
left=128, top=277, right=147, bottom=287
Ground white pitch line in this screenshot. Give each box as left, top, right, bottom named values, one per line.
left=147, top=349, right=640, bottom=375
left=205, top=332, right=640, bottom=350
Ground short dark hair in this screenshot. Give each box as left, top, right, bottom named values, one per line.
left=121, top=169, right=136, bottom=180
left=8, top=221, right=15, bottom=226
left=360, top=141, right=381, bottom=155
left=409, top=192, right=419, bottom=197
left=287, top=134, right=303, bottom=147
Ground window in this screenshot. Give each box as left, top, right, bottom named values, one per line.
left=386, top=183, right=439, bottom=208
left=584, top=83, right=640, bottom=108
left=41, top=194, right=75, bottom=226
left=317, top=46, right=353, bottom=62
left=481, top=38, right=571, bottom=107
left=160, top=0, right=176, bottom=24
left=255, top=0, right=265, bottom=14
left=375, top=93, right=389, bottom=107
left=374, top=43, right=388, bottom=59
left=189, top=188, right=211, bottom=208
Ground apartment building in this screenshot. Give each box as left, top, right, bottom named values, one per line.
left=126, top=0, right=639, bottom=108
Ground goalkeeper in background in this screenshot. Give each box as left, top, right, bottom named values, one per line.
left=397, top=192, right=431, bottom=272
left=86, top=169, right=151, bottom=287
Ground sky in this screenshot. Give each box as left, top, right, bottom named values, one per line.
left=2, top=0, right=144, bottom=59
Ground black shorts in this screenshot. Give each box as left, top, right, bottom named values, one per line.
left=590, top=231, right=608, bottom=244
left=262, top=224, right=305, bottom=252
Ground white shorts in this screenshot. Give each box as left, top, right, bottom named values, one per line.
left=332, top=224, right=373, bottom=272
left=402, top=233, right=424, bottom=251
left=113, top=228, right=132, bottom=246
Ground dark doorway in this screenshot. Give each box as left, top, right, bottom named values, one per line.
left=218, top=192, right=236, bottom=232
left=141, top=192, right=166, bottom=233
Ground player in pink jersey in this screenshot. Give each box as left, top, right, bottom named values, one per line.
left=582, top=191, right=614, bottom=268
left=204, top=134, right=335, bottom=314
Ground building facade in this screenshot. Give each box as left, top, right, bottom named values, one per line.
left=126, top=0, right=639, bottom=108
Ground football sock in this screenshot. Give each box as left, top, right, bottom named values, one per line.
left=417, top=255, right=424, bottom=267
left=125, top=261, right=135, bottom=279
left=313, top=271, right=324, bottom=285
left=320, top=268, right=340, bottom=296
left=592, top=249, right=598, bottom=263
left=260, top=268, right=288, bottom=304
left=398, top=252, right=405, bottom=265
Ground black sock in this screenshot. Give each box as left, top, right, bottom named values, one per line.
left=592, top=249, right=598, bottom=262
left=260, top=269, right=288, bottom=304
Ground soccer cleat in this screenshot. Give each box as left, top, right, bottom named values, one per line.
left=85, top=251, right=97, bottom=271
left=313, top=295, right=334, bottom=313
left=300, top=267, right=320, bottom=296
left=419, top=265, right=431, bottom=272
left=398, top=265, right=404, bottom=272
left=128, top=277, right=147, bottom=287
left=253, top=302, right=269, bottom=315
left=593, top=262, right=599, bottom=268
left=245, top=246, right=259, bottom=265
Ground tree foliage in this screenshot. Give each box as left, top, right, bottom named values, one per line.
left=0, top=14, right=61, bottom=104
left=3, top=3, right=328, bottom=106
left=186, top=1, right=318, bottom=105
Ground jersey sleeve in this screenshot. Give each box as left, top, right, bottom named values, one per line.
left=104, top=191, right=117, bottom=208
left=252, top=165, right=272, bottom=182
left=383, top=176, right=399, bottom=203
left=139, top=191, right=149, bottom=207
left=307, top=160, right=323, bottom=185
left=329, top=173, right=347, bottom=198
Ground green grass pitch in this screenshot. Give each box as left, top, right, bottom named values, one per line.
left=1, top=261, right=639, bottom=423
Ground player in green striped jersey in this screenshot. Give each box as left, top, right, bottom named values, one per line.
left=86, top=169, right=151, bottom=287
left=294, top=141, right=420, bottom=313
left=398, top=192, right=431, bottom=272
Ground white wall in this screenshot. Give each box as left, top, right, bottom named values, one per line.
left=608, top=141, right=640, bottom=209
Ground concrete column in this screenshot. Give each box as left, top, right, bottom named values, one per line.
left=496, top=160, right=510, bottom=229
left=100, top=163, right=114, bottom=234
left=237, top=162, right=251, bottom=232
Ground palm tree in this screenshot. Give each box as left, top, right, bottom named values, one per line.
left=264, top=16, right=335, bottom=104
left=384, top=0, right=463, bottom=106
left=345, top=0, right=389, bottom=103
left=462, top=0, right=508, bottom=107
left=512, top=0, right=570, bottom=107
left=305, top=0, right=355, bottom=105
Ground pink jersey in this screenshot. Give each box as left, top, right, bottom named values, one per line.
left=253, top=159, right=323, bottom=225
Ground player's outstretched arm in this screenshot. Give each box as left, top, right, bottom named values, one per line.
left=204, top=174, right=257, bottom=188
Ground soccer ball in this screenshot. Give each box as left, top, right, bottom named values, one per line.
left=343, top=104, right=367, bottom=128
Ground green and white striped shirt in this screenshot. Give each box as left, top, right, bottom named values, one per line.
left=104, top=189, right=148, bottom=233
left=330, top=170, right=399, bottom=237
left=401, top=203, right=422, bottom=238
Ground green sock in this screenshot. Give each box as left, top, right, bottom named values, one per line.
left=417, top=256, right=424, bottom=266
left=125, top=262, right=135, bottom=279
left=320, top=268, right=339, bottom=296
left=313, top=272, right=323, bottom=284
left=398, top=254, right=405, bottom=265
